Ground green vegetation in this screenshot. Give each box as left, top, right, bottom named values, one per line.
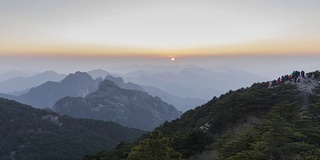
left=218, top=102, right=320, bottom=159
left=0, top=98, right=145, bottom=160
left=127, top=131, right=181, bottom=160
left=158, top=82, right=300, bottom=159
left=87, top=80, right=320, bottom=159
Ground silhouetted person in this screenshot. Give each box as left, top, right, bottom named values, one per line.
left=301, top=70, right=305, bottom=78
left=272, top=80, right=276, bottom=86
left=277, top=77, right=281, bottom=84
left=285, top=75, right=289, bottom=81
left=268, top=81, right=272, bottom=88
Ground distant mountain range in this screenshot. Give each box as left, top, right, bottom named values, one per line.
left=0, top=72, right=101, bottom=108
left=87, top=69, right=112, bottom=79
left=0, top=98, right=145, bottom=160
left=0, top=71, right=36, bottom=82
left=53, top=79, right=181, bottom=131
left=141, top=85, right=206, bottom=112
left=0, top=67, right=267, bottom=112
left=0, top=71, right=66, bottom=94
left=124, top=67, right=267, bottom=99
left=0, top=69, right=205, bottom=112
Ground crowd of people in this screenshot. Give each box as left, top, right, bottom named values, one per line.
left=268, top=70, right=314, bottom=88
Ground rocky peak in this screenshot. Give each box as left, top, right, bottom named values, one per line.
left=97, top=80, right=121, bottom=93
left=105, top=75, right=144, bottom=91
left=296, top=78, right=318, bottom=94
left=61, top=71, right=93, bottom=84
left=105, top=75, right=125, bottom=84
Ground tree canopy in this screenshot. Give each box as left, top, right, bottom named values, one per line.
left=127, top=131, right=181, bottom=160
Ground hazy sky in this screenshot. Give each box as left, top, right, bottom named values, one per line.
left=1, top=0, right=320, bottom=56
left=0, top=0, right=320, bottom=76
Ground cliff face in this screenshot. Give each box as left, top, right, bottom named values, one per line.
left=53, top=80, right=181, bottom=131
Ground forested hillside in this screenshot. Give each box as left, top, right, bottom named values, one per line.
left=0, top=98, right=145, bottom=160
left=86, top=71, right=320, bottom=159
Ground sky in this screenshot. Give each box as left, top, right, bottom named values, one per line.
left=0, top=0, right=320, bottom=77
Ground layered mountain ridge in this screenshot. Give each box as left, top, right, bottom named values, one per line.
left=0, top=72, right=102, bottom=108
left=53, top=79, right=181, bottom=131
left=0, top=71, right=66, bottom=94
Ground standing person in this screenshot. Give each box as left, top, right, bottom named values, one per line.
left=292, top=70, right=296, bottom=78
left=301, top=70, right=305, bottom=78
left=269, top=81, right=273, bottom=88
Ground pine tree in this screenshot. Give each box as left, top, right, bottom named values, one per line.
left=251, top=102, right=311, bottom=159
left=127, top=131, right=181, bottom=160
left=222, top=102, right=317, bottom=159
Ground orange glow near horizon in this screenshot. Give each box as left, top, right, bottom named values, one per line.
left=1, top=1, right=320, bottom=59
left=0, top=0, right=320, bottom=58
left=1, top=38, right=320, bottom=59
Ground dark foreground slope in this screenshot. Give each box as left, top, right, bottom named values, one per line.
left=87, top=73, right=320, bottom=159
left=0, top=98, right=145, bottom=160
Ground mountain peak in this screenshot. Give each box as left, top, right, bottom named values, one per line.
left=74, top=71, right=90, bottom=76
left=105, top=75, right=144, bottom=91
left=11, top=71, right=102, bottom=108
left=105, top=75, right=125, bottom=84
left=97, top=80, right=121, bottom=92
left=71, top=71, right=91, bottom=77
left=87, top=69, right=111, bottom=79
left=61, top=71, right=92, bottom=83
left=54, top=79, right=181, bottom=131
